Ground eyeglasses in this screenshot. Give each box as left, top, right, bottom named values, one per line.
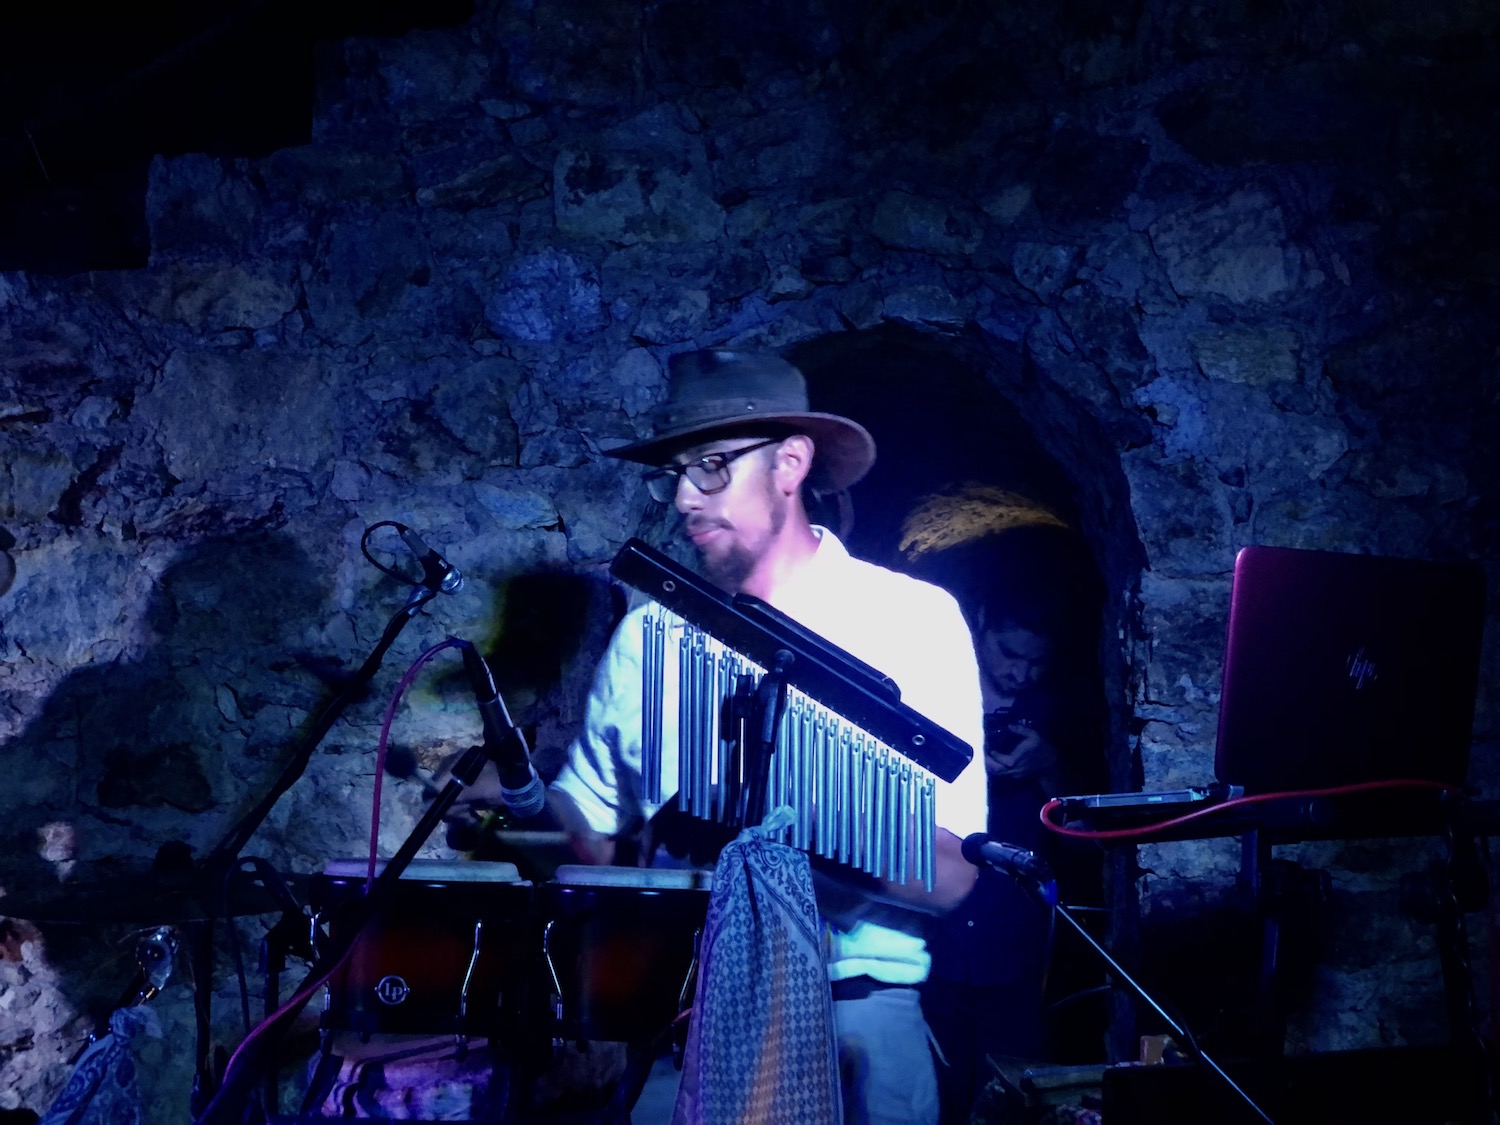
left=642, top=438, right=782, bottom=503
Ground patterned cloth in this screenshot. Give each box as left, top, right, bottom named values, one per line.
left=39, top=1006, right=162, bottom=1125
left=672, top=812, right=843, bottom=1125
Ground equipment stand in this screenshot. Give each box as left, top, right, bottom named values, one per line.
left=193, top=653, right=519, bottom=1125
left=972, top=859, right=1275, bottom=1124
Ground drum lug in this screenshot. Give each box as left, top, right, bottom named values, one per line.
left=542, top=918, right=567, bottom=1052
left=459, top=918, right=483, bottom=1029
left=309, top=908, right=330, bottom=962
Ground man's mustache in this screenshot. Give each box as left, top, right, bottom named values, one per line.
left=682, top=516, right=731, bottom=537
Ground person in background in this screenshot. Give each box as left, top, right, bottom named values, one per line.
left=922, top=596, right=1101, bottom=1124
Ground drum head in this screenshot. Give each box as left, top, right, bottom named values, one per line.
left=321, top=858, right=522, bottom=883
left=552, top=864, right=711, bottom=890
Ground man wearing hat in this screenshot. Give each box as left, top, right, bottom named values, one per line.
left=547, top=349, right=988, bottom=1124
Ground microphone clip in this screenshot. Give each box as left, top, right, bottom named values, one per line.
left=401, top=525, right=463, bottom=594
left=359, top=521, right=464, bottom=595
left=962, top=832, right=1059, bottom=906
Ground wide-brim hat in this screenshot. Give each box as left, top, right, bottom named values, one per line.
left=604, top=349, right=876, bottom=492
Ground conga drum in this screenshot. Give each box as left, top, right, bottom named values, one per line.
left=539, top=865, right=711, bottom=1045
left=311, top=858, right=532, bottom=1039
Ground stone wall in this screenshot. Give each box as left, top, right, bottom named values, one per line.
left=2, top=0, right=1497, bottom=1116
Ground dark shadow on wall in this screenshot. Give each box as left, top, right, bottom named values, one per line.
left=460, top=567, right=620, bottom=783
left=0, top=532, right=333, bottom=1046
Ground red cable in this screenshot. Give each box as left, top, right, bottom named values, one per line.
left=220, top=636, right=469, bottom=1089
left=366, top=636, right=467, bottom=888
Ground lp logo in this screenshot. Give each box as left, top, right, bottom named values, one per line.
left=375, top=975, right=411, bottom=1006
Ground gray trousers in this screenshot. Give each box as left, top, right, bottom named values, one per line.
left=833, top=986, right=940, bottom=1125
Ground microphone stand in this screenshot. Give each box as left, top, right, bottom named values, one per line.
left=202, top=583, right=440, bottom=881
left=194, top=649, right=528, bottom=1125
left=984, top=864, right=1275, bottom=1125
left=190, top=582, right=440, bottom=1117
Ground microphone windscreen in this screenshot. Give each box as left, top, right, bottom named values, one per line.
left=960, top=831, right=991, bottom=867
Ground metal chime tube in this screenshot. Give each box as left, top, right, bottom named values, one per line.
left=641, top=611, right=939, bottom=889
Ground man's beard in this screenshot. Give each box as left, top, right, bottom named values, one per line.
left=701, top=541, right=757, bottom=591
left=693, top=480, right=787, bottom=592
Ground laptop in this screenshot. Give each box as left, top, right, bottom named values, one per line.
left=1215, top=544, right=1485, bottom=793
left=1057, top=545, right=1487, bottom=824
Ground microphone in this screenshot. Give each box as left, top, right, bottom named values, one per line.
left=398, top=525, right=464, bottom=594
left=460, top=642, right=545, bottom=818
left=961, top=832, right=1056, bottom=891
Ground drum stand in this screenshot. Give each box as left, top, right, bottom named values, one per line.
left=199, top=682, right=529, bottom=1123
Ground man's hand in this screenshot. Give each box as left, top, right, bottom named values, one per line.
left=545, top=788, right=615, bottom=865
left=811, top=828, right=977, bottom=919
left=879, top=828, right=978, bottom=914
left=985, top=723, right=1044, bottom=775
left=986, top=725, right=1064, bottom=797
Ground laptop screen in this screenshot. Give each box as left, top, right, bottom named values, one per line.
left=1213, top=546, right=1486, bottom=795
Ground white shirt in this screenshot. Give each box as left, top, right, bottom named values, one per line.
left=551, top=528, right=986, bottom=982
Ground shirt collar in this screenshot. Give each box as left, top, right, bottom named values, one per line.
left=767, top=524, right=846, bottom=612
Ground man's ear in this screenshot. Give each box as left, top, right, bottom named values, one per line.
left=774, top=434, right=815, bottom=494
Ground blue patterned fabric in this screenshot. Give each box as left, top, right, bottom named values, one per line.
left=39, top=1006, right=161, bottom=1125
left=672, top=813, right=843, bottom=1125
